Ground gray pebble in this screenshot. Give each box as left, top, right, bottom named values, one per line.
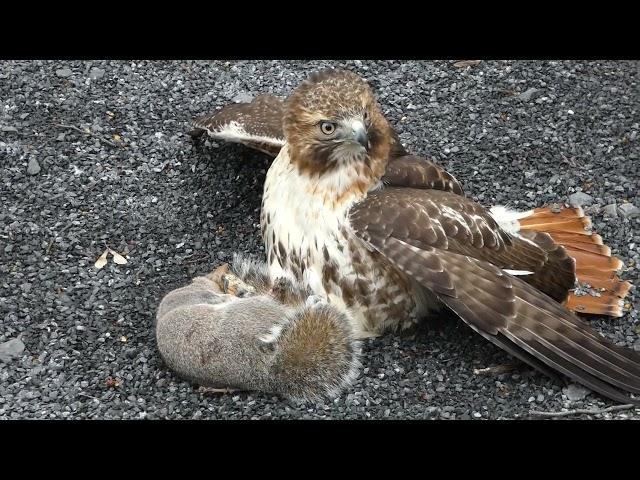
left=0, top=338, right=25, bottom=362
left=618, top=203, right=640, bottom=219
left=563, top=384, right=591, bottom=402
left=27, top=158, right=41, bottom=175
left=602, top=203, right=618, bottom=217
left=232, top=92, right=253, bottom=104
left=89, top=67, right=105, bottom=80
left=568, top=191, right=594, bottom=207
left=517, top=88, right=541, bottom=102
left=56, top=68, right=73, bottom=78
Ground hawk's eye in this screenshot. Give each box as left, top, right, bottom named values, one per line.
left=319, top=121, right=336, bottom=135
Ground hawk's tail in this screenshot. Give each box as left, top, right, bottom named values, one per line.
left=517, top=206, right=632, bottom=317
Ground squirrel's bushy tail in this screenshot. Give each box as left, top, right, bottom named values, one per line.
left=267, top=301, right=361, bottom=401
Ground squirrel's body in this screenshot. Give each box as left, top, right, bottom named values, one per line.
left=155, top=256, right=361, bottom=401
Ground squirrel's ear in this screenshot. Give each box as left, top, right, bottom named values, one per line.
left=257, top=323, right=285, bottom=353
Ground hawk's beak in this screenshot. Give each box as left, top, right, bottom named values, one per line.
left=350, top=120, right=369, bottom=151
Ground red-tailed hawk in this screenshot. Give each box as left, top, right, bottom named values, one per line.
left=192, top=69, right=638, bottom=404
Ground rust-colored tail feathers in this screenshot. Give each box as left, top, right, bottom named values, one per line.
left=518, top=205, right=632, bottom=317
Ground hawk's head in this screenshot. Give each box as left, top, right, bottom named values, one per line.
left=282, top=69, right=392, bottom=186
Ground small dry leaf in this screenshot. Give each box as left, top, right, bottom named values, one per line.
left=453, top=60, right=481, bottom=68
left=94, top=249, right=109, bottom=269
left=113, top=134, right=122, bottom=142
left=120, top=336, right=127, bottom=342
left=110, top=249, right=128, bottom=265
left=105, top=376, right=121, bottom=389
left=106, top=111, right=115, bottom=118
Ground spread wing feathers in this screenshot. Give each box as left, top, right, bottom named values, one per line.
left=350, top=189, right=640, bottom=404
left=382, top=155, right=465, bottom=196
left=190, top=95, right=285, bottom=156
left=189, top=98, right=468, bottom=198
left=352, top=188, right=575, bottom=303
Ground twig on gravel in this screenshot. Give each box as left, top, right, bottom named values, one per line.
left=45, top=223, right=74, bottom=254
left=198, top=386, right=238, bottom=395
left=54, top=123, right=120, bottom=148
left=83, top=180, right=100, bottom=192
left=78, top=393, right=100, bottom=401
left=529, top=404, right=636, bottom=418
left=182, top=253, right=211, bottom=265
left=473, top=364, right=517, bottom=375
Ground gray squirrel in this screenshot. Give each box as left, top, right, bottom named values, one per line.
left=155, top=255, right=361, bottom=402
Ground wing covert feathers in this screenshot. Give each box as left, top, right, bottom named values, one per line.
left=351, top=190, right=640, bottom=404
left=353, top=188, right=576, bottom=302
left=191, top=95, right=285, bottom=156
left=517, top=206, right=632, bottom=317
left=383, top=155, right=465, bottom=196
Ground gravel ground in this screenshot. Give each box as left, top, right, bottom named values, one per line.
left=1, top=60, right=639, bottom=420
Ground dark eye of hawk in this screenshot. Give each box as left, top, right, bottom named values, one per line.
left=319, top=121, right=337, bottom=135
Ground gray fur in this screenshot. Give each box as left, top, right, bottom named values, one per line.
left=230, top=253, right=272, bottom=293
left=155, top=262, right=361, bottom=401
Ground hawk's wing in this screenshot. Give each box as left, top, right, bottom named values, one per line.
left=383, top=130, right=464, bottom=195
left=350, top=187, right=640, bottom=404
left=190, top=95, right=285, bottom=156
left=191, top=100, right=465, bottom=195
left=382, top=154, right=464, bottom=196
